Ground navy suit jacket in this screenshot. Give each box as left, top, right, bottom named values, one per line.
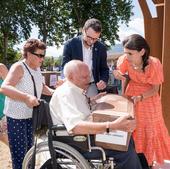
left=62, top=36, right=109, bottom=84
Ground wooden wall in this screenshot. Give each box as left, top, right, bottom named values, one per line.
left=138, top=0, right=170, bottom=133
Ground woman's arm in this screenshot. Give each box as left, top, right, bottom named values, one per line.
left=132, top=84, right=159, bottom=104
left=0, top=63, right=8, bottom=79
left=42, top=84, right=55, bottom=96
left=1, top=63, right=39, bottom=107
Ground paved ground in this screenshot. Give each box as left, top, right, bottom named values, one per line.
left=0, top=140, right=170, bottom=169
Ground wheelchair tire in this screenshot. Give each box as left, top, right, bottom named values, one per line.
left=22, top=140, right=91, bottom=169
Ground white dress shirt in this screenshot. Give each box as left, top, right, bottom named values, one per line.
left=50, top=81, right=91, bottom=132
left=82, top=41, right=94, bottom=82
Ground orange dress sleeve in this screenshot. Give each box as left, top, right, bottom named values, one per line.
left=117, top=55, right=128, bottom=74
left=146, top=57, right=164, bottom=85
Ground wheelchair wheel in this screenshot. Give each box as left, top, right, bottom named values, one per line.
left=22, top=141, right=91, bottom=169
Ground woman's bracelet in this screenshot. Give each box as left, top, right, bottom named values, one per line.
left=140, top=94, right=144, bottom=101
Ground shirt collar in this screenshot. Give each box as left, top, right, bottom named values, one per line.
left=66, top=80, right=85, bottom=95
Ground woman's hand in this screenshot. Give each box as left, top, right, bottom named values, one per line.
left=55, top=79, right=65, bottom=88
left=25, top=94, right=40, bottom=108
left=131, top=95, right=143, bottom=104
left=112, top=70, right=126, bottom=81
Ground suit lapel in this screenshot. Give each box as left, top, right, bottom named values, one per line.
left=92, top=43, right=98, bottom=69
left=77, top=36, right=83, bottom=61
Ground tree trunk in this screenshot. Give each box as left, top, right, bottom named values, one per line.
left=3, top=33, right=8, bottom=64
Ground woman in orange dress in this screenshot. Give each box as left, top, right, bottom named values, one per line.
left=113, top=34, right=170, bottom=166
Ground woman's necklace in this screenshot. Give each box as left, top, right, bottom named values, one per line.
left=132, top=63, right=143, bottom=70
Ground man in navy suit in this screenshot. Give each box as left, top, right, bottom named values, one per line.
left=62, top=18, right=109, bottom=96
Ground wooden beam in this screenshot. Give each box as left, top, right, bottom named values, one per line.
left=152, top=0, right=164, bottom=4
left=161, top=0, right=170, bottom=134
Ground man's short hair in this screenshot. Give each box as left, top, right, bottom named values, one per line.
left=64, top=60, right=83, bottom=78
left=83, top=18, right=102, bottom=33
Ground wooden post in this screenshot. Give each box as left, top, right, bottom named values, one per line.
left=161, top=0, right=170, bottom=133
left=138, top=0, right=170, bottom=133
left=138, top=0, right=163, bottom=61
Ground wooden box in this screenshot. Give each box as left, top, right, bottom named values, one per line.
left=92, top=94, right=134, bottom=151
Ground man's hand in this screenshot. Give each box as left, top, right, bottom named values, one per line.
left=90, top=92, right=107, bottom=105
left=96, top=80, right=106, bottom=90
left=110, top=115, right=136, bottom=132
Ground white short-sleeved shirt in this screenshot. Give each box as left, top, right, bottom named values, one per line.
left=4, top=61, right=43, bottom=119
left=50, top=81, right=91, bottom=132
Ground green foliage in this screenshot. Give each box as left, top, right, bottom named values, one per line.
left=27, top=0, right=133, bottom=46
left=42, top=56, right=62, bottom=70
left=0, top=0, right=133, bottom=64
left=27, top=0, right=64, bottom=45
left=53, top=0, right=133, bottom=45
left=54, top=55, right=63, bottom=67
left=0, top=0, right=32, bottom=63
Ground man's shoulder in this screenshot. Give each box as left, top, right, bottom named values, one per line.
left=55, top=82, right=73, bottom=96
left=94, top=40, right=105, bottom=47
left=94, top=41, right=106, bottom=50
left=65, top=36, right=81, bottom=46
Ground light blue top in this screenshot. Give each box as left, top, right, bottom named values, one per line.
left=0, top=79, right=5, bottom=119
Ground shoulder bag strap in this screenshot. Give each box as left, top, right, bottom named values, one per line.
left=22, top=62, right=37, bottom=169
left=23, top=62, right=37, bottom=97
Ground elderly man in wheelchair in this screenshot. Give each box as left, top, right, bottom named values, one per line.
left=23, top=60, right=142, bottom=169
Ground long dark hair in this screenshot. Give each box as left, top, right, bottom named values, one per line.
left=122, top=34, right=150, bottom=71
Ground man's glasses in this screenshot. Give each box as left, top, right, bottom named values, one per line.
left=85, top=31, right=99, bottom=42
left=31, top=52, right=45, bottom=58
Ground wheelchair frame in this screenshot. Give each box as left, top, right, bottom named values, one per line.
left=22, top=125, right=115, bottom=169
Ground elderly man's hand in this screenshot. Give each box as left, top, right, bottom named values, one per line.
left=110, top=115, right=136, bottom=132
left=90, top=92, right=107, bottom=105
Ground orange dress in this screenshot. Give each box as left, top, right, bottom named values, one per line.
left=117, top=55, right=170, bottom=165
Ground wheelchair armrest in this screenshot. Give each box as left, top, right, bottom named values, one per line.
left=51, top=124, right=66, bottom=131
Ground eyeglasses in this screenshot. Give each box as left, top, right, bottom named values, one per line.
left=85, top=31, right=99, bottom=42
left=31, top=52, right=45, bottom=58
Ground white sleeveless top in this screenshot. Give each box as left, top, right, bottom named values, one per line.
left=4, top=61, right=43, bottom=119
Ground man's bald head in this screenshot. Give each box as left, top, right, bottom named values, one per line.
left=63, top=60, right=90, bottom=90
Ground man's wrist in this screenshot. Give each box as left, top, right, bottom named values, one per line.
left=140, top=94, right=144, bottom=101
left=106, top=121, right=110, bottom=133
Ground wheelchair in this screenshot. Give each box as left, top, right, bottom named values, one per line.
left=22, top=124, right=116, bottom=169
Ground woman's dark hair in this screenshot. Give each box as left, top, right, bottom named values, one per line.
left=23, top=39, right=46, bottom=58
left=122, top=34, right=150, bottom=71
left=83, top=18, right=102, bottom=33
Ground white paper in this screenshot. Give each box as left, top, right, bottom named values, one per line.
left=96, top=130, right=128, bottom=145
left=49, top=74, right=57, bottom=86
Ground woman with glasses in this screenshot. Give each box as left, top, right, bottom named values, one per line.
left=1, top=39, right=54, bottom=169
left=113, top=34, right=170, bottom=168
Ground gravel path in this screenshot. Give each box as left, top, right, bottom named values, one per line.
left=0, top=141, right=12, bottom=169
left=0, top=140, right=170, bottom=169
